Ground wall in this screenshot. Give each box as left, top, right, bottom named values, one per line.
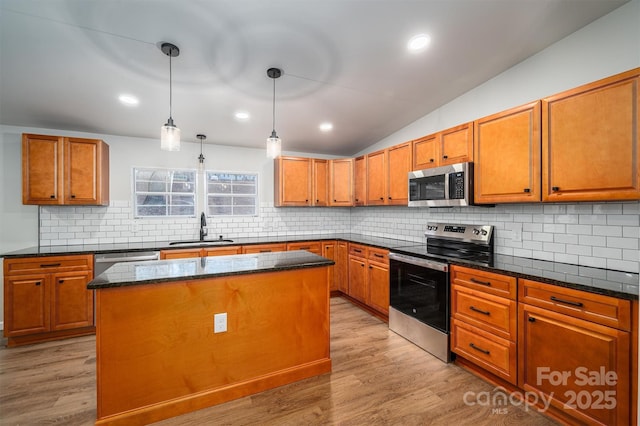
left=1, top=0, right=639, bottom=329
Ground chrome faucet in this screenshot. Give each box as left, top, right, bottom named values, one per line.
left=199, top=212, right=208, bottom=241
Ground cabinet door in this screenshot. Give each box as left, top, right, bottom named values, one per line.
left=203, top=246, right=242, bottom=256
left=542, top=69, right=640, bottom=202
left=274, top=157, right=311, bottom=206
left=312, top=159, right=328, bottom=206
left=329, top=158, right=354, bottom=206
left=474, top=101, right=541, bottom=203
left=354, top=156, right=367, bottom=206
left=4, top=274, right=50, bottom=336
left=366, top=150, right=386, bottom=205
left=51, top=271, right=94, bottom=331
left=519, top=304, right=630, bottom=425
left=322, top=241, right=337, bottom=292
left=412, top=134, right=439, bottom=170
left=440, top=122, right=473, bottom=165
left=387, top=143, right=411, bottom=205
left=160, top=249, right=202, bottom=259
left=22, top=134, right=62, bottom=205
left=65, top=138, right=108, bottom=205
left=367, top=261, right=389, bottom=315
left=348, top=256, right=367, bottom=303
left=336, top=242, right=349, bottom=293
left=241, top=243, right=287, bottom=254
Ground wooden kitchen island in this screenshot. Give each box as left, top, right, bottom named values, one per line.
left=87, top=251, right=334, bottom=426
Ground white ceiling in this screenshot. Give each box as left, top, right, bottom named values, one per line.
left=0, top=0, right=628, bottom=156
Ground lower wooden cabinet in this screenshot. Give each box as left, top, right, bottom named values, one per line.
left=335, top=241, right=349, bottom=293
left=160, top=246, right=242, bottom=259
left=450, top=265, right=517, bottom=385
left=519, top=280, right=632, bottom=425
left=347, top=243, right=389, bottom=316
left=241, top=243, right=287, bottom=254
left=3, top=254, right=95, bottom=346
left=286, top=241, right=322, bottom=255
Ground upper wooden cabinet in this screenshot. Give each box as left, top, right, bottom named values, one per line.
left=542, top=68, right=640, bottom=202
left=474, top=101, right=542, bottom=204
left=366, top=143, right=412, bottom=206
left=329, top=158, right=354, bottom=206
left=412, top=122, right=473, bottom=170
left=312, top=159, right=328, bottom=206
left=22, top=134, right=109, bottom=206
left=354, top=155, right=367, bottom=206
left=274, top=156, right=312, bottom=206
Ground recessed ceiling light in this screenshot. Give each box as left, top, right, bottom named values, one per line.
left=319, top=122, right=333, bottom=132
left=118, top=94, right=139, bottom=106
left=234, top=111, right=250, bottom=121
left=407, top=34, right=431, bottom=52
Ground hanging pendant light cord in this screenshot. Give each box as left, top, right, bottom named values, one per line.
left=169, top=47, right=173, bottom=120
left=272, top=77, right=276, bottom=133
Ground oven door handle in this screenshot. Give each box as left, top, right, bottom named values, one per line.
left=389, top=252, right=448, bottom=272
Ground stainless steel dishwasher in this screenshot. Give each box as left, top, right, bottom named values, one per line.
left=94, top=251, right=160, bottom=276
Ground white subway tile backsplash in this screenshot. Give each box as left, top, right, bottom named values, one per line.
left=39, top=201, right=639, bottom=273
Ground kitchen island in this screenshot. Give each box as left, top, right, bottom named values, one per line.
left=88, top=250, right=334, bottom=426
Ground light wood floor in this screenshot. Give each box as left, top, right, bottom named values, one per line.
left=0, top=297, right=557, bottom=425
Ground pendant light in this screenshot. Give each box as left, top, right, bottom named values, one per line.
left=197, top=134, right=206, bottom=173
left=266, top=67, right=282, bottom=158
left=160, top=42, right=181, bottom=151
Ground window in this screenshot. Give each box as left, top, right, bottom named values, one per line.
left=134, top=168, right=196, bottom=217
left=206, top=172, right=258, bottom=216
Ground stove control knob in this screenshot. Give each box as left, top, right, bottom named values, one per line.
left=473, top=228, right=480, bottom=235
left=481, top=229, right=488, bottom=236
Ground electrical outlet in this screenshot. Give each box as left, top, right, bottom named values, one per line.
left=214, top=313, right=227, bottom=333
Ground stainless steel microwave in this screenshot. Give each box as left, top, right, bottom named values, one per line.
left=408, top=162, right=473, bottom=207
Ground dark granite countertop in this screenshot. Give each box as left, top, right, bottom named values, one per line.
left=88, top=250, right=334, bottom=289
left=391, top=245, right=639, bottom=301
left=3, top=233, right=637, bottom=300
left=0, top=233, right=415, bottom=258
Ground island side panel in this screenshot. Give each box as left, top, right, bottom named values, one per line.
left=95, top=267, right=330, bottom=424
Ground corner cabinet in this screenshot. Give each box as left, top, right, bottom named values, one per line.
left=474, top=101, right=541, bottom=204
left=3, top=254, right=95, bottom=347
left=542, top=68, right=640, bottom=202
left=22, top=134, right=110, bottom=206
left=329, top=158, right=354, bottom=206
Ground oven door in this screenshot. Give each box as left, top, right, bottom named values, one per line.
left=389, top=253, right=449, bottom=333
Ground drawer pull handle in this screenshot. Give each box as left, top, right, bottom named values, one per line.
left=354, top=249, right=362, bottom=253
left=298, top=246, right=310, bottom=250
left=40, top=263, right=62, bottom=268
left=374, top=253, right=384, bottom=258
left=470, top=277, right=491, bottom=286
left=259, top=250, right=272, bottom=253
left=469, top=306, right=490, bottom=316
left=550, top=296, right=583, bottom=307
left=58, top=279, right=64, bottom=284
left=50, top=194, right=56, bottom=199
left=528, top=317, right=536, bottom=322
left=35, top=282, right=41, bottom=286
left=469, top=343, right=490, bottom=355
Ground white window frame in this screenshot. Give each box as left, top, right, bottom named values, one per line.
left=205, top=171, right=259, bottom=217
left=133, top=167, right=197, bottom=218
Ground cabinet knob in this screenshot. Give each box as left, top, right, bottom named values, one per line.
left=355, top=198, right=359, bottom=202
left=379, top=197, right=383, bottom=201
left=35, top=282, right=41, bottom=286
left=430, top=158, right=434, bottom=163
left=443, top=155, right=448, bottom=159
left=369, top=265, right=372, bottom=269
left=71, top=195, right=76, bottom=198
left=334, top=199, right=337, bottom=202
left=316, top=199, right=319, bottom=202
left=388, top=197, right=392, bottom=200
left=528, top=317, right=536, bottom=323
left=59, top=279, right=64, bottom=284
left=50, top=195, right=56, bottom=199
left=524, top=188, right=530, bottom=193
left=551, top=186, right=559, bottom=192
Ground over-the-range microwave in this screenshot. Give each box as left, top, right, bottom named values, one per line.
left=408, top=162, right=474, bottom=207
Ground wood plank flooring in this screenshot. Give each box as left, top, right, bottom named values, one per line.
left=0, top=297, right=557, bottom=425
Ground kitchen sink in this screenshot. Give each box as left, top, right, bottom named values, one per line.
left=169, top=239, right=234, bottom=246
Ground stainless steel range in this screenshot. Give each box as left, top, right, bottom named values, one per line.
left=388, top=222, right=494, bottom=362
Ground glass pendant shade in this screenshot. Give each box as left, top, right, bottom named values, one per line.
left=266, top=131, right=281, bottom=159
left=161, top=118, right=181, bottom=151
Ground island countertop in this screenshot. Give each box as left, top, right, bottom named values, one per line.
left=87, top=250, right=334, bottom=290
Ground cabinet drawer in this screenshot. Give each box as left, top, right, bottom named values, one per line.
left=450, top=265, right=517, bottom=300
left=286, top=241, right=322, bottom=255
left=451, top=318, right=517, bottom=385
left=367, top=247, right=388, bottom=264
left=4, top=255, right=93, bottom=275
left=520, top=279, right=631, bottom=331
left=451, top=284, right=516, bottom=341
left=241, top=243, right=287, bottom=254
left=349, top=243, right=367, bottom=258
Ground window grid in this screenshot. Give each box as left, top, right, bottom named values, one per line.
left=133, top=168, right=196, bottom=218
left=206, top=172, right=258, bottom=217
